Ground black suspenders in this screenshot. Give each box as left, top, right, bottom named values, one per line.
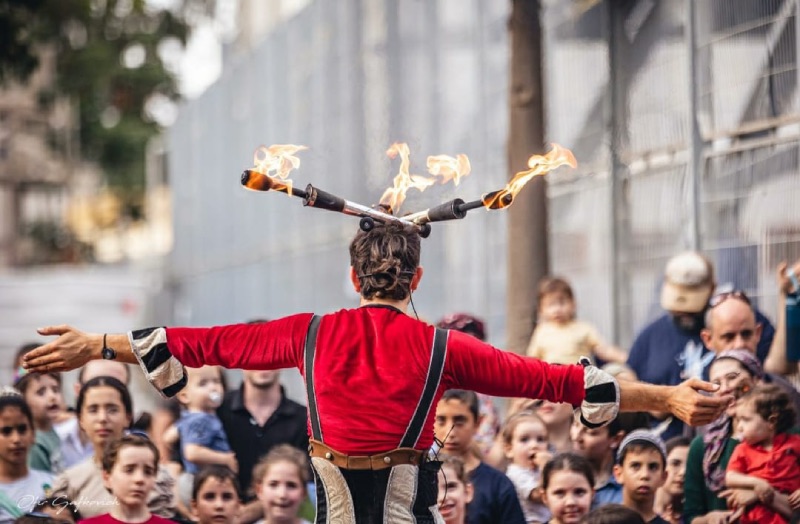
left=303, top=314, right=448, bottom=448
left=399, top=327, right=447, bottom=448
left=304, top=315, right=324, bottom=440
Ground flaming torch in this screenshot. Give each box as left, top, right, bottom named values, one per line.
left=404, top=143, right=577, bottom=225
left=240, top=144, right=432, bottom=236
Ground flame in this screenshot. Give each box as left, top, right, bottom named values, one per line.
left=380, top=144, right=473, bottom=213
left=250, top=144, right=308, bottom=194
left=380, top=143, right=436, bottom=213
left=426, top=154, right=471, bottom=186
left=483, top=143, right=577, bottom=209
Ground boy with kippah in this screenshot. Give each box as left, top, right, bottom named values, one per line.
left=613, top=430, right=669, bottom=524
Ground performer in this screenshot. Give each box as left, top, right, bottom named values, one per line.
left=24, top=222, right=731, bottom=524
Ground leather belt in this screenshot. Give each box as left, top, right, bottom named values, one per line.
left=308, top=439, right=426, bottom=471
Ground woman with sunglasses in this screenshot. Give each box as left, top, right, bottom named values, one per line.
left=683, top=350, right=798, bottom=524
left=0, top=388, right=53, bottom=523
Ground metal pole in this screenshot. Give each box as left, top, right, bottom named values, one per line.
left=608, top=0, right=624, bottom=345
left=506, top=0, right=547, bottom=355
left=687, top=0, right=702, bottom=251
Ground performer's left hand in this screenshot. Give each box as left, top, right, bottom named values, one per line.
left=665, top=378, right=733, bottom=426
left=23, top=325, right=99, bottom=373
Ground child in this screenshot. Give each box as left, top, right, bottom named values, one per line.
left=613, top=430, right=668, bottom=524
left=434, top=389, right=526, bottom=524
left=654, top=437, right=689, bottom=524
left=13, top=367, right=64, bottom=473
left=175, top=366, right=234, bottom=504
left=502, top=411, right=551, bottom=523
left=0, top=388, right=53, bottom=523
left=190, top=465, right=241, bottom=524
left=438, top=455, right=474, bottom=524
left=540, top=452, right=595, bottom=524
left=527, top=277, right=626, bottom=365
left=252, top=444, right=311, bottom=524
left=725, top=384, right=800, bottom=524
left=81, top=434, right=172, bottom=524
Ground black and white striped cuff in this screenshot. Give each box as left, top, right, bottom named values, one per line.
left=574, top=357, right=620, bottom=428
left=128, top=327, right=187, bottom=398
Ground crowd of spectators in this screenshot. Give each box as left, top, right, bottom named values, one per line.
left=1, top=252, right=799, bottom=524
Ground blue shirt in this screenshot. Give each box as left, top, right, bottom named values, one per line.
left=627, top=311, right=774, bottom=439
left=177, top=411, right=231, bottom=474
left=467, top=462, right=525, bottom=524
left=591, top=474, right=622, bottom=509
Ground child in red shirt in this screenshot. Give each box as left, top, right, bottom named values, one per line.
left=79, top=434, right=173, bottom=524
left=725, top=384, right=800, bottom=524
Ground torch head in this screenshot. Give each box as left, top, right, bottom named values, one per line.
left=241, top=169, right=275, bottom=191
left=481, top=190, right=514, bottom=210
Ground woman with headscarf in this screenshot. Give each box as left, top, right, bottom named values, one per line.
left=683, top=349, right=798, bottom=524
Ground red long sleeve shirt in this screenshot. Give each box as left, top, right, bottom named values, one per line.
left=165, top=305, right=585, bottom=455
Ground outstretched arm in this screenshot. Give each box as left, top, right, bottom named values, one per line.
left=24, top=317, right=310, bottom=396
left=24, top=326, right=135, bottom=371
left=617, top=378, right=730, bottom=427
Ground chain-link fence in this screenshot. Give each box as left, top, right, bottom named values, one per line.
left=544, top=0, right=800, bottom=352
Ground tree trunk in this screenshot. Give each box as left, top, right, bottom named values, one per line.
left=506, top=0, right=547, bottom=354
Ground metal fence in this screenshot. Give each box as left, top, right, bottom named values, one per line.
left=543, top=0, right=800, bottom=349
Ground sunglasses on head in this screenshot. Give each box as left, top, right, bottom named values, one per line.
left=709, top=290, right=751, bottom=308
left=0, top=423, right=29, bottom=437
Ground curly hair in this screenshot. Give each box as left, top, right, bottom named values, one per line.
left=349, top=222, right=421, bottom=300
left=740, top=383, right=796, bottom=434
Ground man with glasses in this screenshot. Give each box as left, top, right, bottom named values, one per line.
left=627, top=252, right=775, bottom=439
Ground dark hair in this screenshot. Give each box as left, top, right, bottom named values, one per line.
left=665, top=436, right=691, bottom=456
left=581, top=504, right=646, bottom=524
left=440, top=390, right=479, bottom=422
left=14, top=516, right=61, bottom=524
left=192, top=465, right=242, bottom=501
left=607, top=412, right=649, bottom=437
left=537, top=277, right=575, bottom=307
left=76, top=376, right=133, bottom=418
left=436, top=314, right=486, bottom=341
left=349, top=222, right=421, bottom=300
left=33, top=496, right=84, bottom=522
left=101, top=433, right=159, bottom=473
left=251, top=444, right=310, bottom=493
left=542, top=452, right=595, bottom=491
left=740, top=384, right=796, bottom=434
left=617, top=441, right=665, bottom=468
left=0, top=392, right=34, bottom=427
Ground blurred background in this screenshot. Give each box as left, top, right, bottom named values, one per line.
left=1, top=0, right=799, bottom=407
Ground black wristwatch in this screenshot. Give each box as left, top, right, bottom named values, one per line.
left=101, top=334, right=117, bottom=360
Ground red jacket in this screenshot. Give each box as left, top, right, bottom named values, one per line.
left=164, top=305, right=585, bottom=455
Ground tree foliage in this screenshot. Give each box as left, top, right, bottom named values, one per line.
left=1, top=0, right=214, bottom=206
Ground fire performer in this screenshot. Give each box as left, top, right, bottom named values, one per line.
left=23, top=222, right=732, bottom=524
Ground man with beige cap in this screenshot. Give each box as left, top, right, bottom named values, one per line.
left=627, top=252, right=774, bottom=439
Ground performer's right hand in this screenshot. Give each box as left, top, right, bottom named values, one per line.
left=23, top=325, right=100, bottom=373
left=665, top=377, right=733, bottom=426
